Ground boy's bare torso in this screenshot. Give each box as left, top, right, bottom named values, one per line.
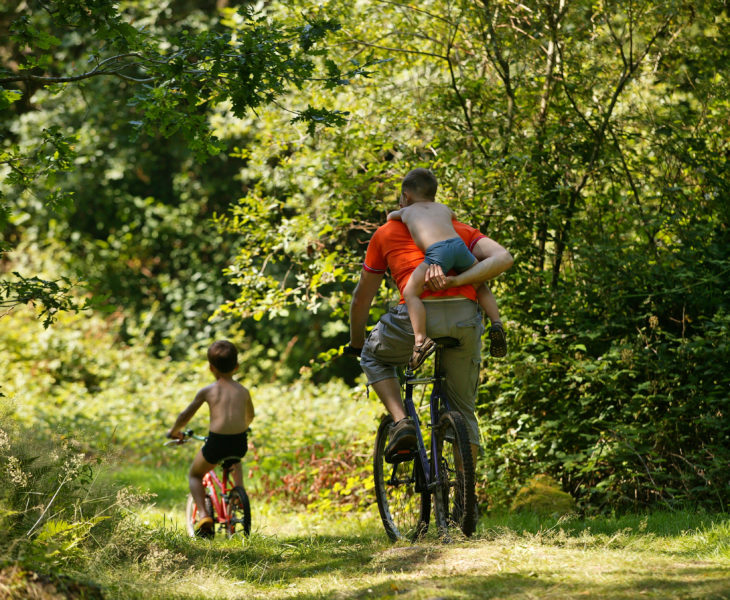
left=201, top=378, right=253, bottom=434
left=399, top=202, right=458, bottom=250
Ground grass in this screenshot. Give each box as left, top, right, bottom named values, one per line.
left=1, top=307, right=729, bottom=598
left=83, top=452, right=730, bottom=600
left=82, top=497, right=730, bottom=599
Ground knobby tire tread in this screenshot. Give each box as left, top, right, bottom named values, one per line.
left=373, top=414, right=430, bottom=542
left=226, top=485, right=251, bottom=537
left=434, top=411, right=477, bottom=538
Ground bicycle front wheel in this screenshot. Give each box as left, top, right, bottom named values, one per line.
left=225, top=486, right=251, bottom=537
left=185, top=493, right=216, bottom=538
left=373, top=414, right=430, bottom=542
left=433, top=411, right=477, bottom=538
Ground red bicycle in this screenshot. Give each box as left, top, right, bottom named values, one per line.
left=165, top=429, right=251, bottom=538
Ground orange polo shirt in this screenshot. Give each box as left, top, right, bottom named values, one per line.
left=363, top=220, right=486, bottom=303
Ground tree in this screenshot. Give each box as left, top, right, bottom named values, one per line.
left=1, top=0, right=376, bottom=324
left=216, top=0, right=730, bottom=508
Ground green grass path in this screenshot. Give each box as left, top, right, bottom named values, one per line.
left=105, top=465, right=730, bottom=600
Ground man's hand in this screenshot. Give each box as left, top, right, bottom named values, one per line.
left=166, top=429, right=183, bottom=441
left=343, top=345, right=362, bottom=358
left=424, top=263, right=454, bottom=291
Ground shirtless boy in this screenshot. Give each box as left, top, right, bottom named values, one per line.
left=387, top=169, right=507, bottom=369
left=167, top=340, right=254, bottom=538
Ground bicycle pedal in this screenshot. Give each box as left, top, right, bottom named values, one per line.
left=388, top=449, right=415, bottom=464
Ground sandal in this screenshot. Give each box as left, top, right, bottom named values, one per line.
left=195, top=516, right=214, bottom=538
left=489, top=322, right=507, bottom=357
left=408, top=337, right=436, bottom=370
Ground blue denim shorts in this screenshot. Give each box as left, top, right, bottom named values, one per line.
left=423, top=237, right=476, bottom=273
left=359, top=299, right=484, bottom=445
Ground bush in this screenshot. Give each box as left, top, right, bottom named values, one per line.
left=0, top=405, right=140, bottom=572
left=479, top=308, right=730, bottom=512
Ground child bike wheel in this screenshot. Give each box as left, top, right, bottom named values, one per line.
left=373, top=414, right=430, bottom=542
left=185, top=493, right=216, bottom=538
left=225, top=486, right=251, bottom=537
left=433, top=411, right=477, bottom=538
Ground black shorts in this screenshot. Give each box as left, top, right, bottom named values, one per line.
left=201, top=430, right=248, bottom=468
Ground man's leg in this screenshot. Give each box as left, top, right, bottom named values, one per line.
left=371, top=377, right=406, bottom=422
left=360, top=307, right=419, bottom=460
left=424, top=299, right=483, bottom=450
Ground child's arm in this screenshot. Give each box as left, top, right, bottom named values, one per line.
left=387, top=208, right=404, bottom=222
left=245, top=389, right=255, bottom=429
left=167, top=390, right=206, bottom=439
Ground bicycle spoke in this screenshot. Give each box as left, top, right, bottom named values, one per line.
left=374, top=415, right=430, bottom=542
left=434, top=412, right=476, bottom=538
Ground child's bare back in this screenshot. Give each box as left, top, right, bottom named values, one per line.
left=201, top=378, right=253, bottom=435
left=388, top=201, right=458, bottom=250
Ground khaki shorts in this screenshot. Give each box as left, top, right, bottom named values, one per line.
left=360, top=298, right=484, bottom=445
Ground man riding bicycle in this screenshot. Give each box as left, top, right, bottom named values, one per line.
left=348, top=169, right=513, bottom=464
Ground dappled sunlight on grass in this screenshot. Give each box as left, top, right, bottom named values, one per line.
left=86, top=503, right=730, bottom=600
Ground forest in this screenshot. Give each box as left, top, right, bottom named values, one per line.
left=1, top=0, right=728, bottom=598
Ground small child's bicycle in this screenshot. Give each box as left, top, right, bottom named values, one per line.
left=165, top=429, right=251, bottom=538
left=373, top=337, right=477, bottom=541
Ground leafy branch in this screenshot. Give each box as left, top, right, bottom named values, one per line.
left=0, top=273, right=88, bottom=328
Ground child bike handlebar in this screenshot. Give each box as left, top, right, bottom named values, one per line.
left=164, top=429, right=206, bottom=446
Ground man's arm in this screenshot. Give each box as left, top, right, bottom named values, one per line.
left=349, top=269, right=384, bottom=348
left=425, top=236, right=513, bottom=290
left=167, top=391, right=206, bottom=438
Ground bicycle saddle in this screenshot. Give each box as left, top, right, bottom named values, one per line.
left=433, top=336, right=459, bottom=348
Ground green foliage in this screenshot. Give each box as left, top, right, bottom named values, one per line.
left=0, top=272, right=87, bottom=328
left=1, top=0, right=377, bottom=331
left=0, top=304, right=379, bottom=513
left=2, top=0, right=729, bottom=514
left=0, top=405, right=140, bottom=573
left=214, top=0, right=730, bottom=511
left=510, top=475, right=577, bottom=517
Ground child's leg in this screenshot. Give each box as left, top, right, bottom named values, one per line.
left=231, top=462, right=243, bottom=488
left=476, top=283, right=507, bottom=357
left=403, top=262, right=429, bottom=345
left=476, top=283, right=501, bottom=325
left=189, top=450, right=216, bottom=518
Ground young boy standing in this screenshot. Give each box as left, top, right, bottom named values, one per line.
left=167, top=340, right=254, bottom=538
left=387, top=168, right=507, bottom=369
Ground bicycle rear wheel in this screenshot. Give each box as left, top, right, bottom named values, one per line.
left=225, top=486, right=251, bottom=537
left=433, top=411, right=477, bottom=538
left=373, top=414, right=430, bottom=542
left=185, top=493, right=216, bottom=537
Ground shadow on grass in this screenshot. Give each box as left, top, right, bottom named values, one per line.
left=478, top=510, right=730, bottom=540
left=287, top=565, right=730, bottom=600
left=159, top=532, right=390, bottom=585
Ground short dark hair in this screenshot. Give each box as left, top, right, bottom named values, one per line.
left=207, top=340, right=238, bottom=373
left=402, top=168, right=438, bottom=199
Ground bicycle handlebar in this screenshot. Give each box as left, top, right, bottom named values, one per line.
left=163, top=429, right=206, bottom=446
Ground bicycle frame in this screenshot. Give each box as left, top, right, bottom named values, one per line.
left=401, top=346, right=452, bottom=493
left=202, top=468, right=233, bottom=526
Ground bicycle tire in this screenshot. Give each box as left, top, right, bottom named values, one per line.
left=433, top=411, right=477, bottom=538
left=225, top=485, right=251, bottom=537
left=373, top=414, right=430, bottom=542
left=185, top=493, right=216, bottom=537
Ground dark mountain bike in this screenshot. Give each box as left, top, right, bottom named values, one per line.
left=373, top=337, right=477, bottom=541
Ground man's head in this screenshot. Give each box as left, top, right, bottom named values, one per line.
left=207, top=340, right=238, bottom=374
left=401, top=168, right=438, bottom=205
